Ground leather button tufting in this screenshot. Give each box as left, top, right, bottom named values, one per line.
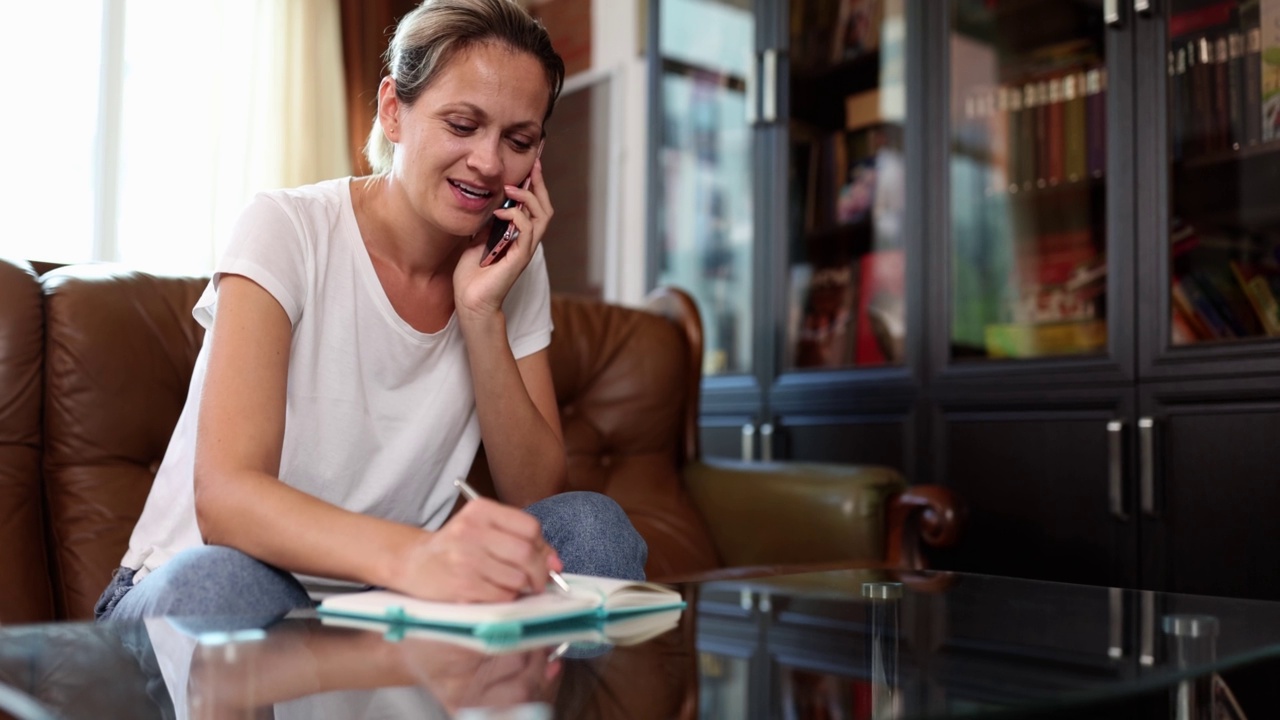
left=148, top=460, right=162, bottom=476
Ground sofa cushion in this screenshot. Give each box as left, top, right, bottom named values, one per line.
left=42, top=266, right=209, bottom=620
left=0, top=258, right=56, bottom=624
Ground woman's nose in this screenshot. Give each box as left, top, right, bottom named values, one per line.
left=466, top=140, right=503, bottom=178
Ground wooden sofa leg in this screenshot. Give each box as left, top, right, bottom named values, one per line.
left=885, top=485, right=964, bottom=570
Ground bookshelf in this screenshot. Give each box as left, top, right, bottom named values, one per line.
left=931, top=0, right=1280, bottom=608
left=647, top=0, right=1280, bottom=605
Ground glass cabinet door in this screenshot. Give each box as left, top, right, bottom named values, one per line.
left=783, top=0, right=909, bottom=371
left=947, top=0, right=1110, bottom=361
left=1164, top=0, right=1280, bottom=347
left=654, top=0, right=757, bottom=378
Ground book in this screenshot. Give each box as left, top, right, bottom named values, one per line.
left=1243, top=1, right=1264, bottom=145
left=1230, top=260, right=1280, bottom=335
left=316, top=574, right=686, bottom=643
left=853, top=248, right=905, bottom=365
left=1263, top=0, right=1280, bottom=141
left=983, top=319, right=1107, bottom=359
left=1085, top=67, right=1107, bottom=177
left=1063, top=72, right=1088, bottom=181
left=321, top=606, right=684, bottom=654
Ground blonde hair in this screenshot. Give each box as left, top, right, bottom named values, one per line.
left=365, top=0, right=565, bottom=174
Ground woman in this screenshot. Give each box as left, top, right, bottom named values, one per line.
left=95, top=0, right=647, bottom=623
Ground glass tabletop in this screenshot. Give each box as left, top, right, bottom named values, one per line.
left=3, top=567, right=1279, bottom=719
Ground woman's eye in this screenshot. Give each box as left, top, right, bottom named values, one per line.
left=446, top=121, right=477, bottom=134
left=509, top=138, right=534, bottom=152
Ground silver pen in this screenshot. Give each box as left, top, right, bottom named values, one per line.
left=452, top=478, right=572, bottom=594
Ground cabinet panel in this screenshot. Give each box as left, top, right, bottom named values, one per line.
left=1142, top=383, right=1280, bottom=601
left=930, top=391, right=1136, bottom=588
left=700, top=415, right=757, bottom=461
left=779, top=415, right=908, bottom=469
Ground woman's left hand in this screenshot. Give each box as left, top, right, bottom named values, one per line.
left=453, top=157, right=553, bottom=322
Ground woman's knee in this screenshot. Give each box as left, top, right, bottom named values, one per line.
left=528, top=491, right=649, bottom=580
left=109, top=545, right=311, bottom=626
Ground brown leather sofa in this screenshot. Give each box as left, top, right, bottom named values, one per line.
left=0, top=257, right=960, bottom=625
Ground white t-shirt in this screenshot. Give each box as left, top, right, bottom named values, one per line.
left=121, top=177, right=553, bottom=593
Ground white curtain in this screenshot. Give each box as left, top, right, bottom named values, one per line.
left=0, top=0, right=351, bottom=275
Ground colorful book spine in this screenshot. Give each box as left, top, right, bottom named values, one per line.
left=1228, top=30, right=1246, bottom=148
left=1047, top=76, right=1065, bottom=184
left=1243, top=2, right=1264, bottom=145
left=1230, top=261, right=1280, bottom=335
left=1086, top=68, right=1107, bottom=177
left=1263, top=0, right=1280, bottom=141
left=1064, top=72, right=1088, bottom=181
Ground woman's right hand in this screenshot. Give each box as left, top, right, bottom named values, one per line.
left=389, top=498, right=563, bottom=603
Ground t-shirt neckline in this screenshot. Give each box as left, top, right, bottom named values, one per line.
left=339, top=177, right=458, bottom=345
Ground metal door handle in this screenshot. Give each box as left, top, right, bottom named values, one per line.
left=1140, top=590, right=1156, bottom=666
left=1139, top=417, right=1156, bottom=517
left=1107, top=421, right=1128, bottom=521
left=741, top=423, right=755, bottom=461
left=1108, top=587, right=1124, bottom=659
left=1105, top=0, right=1121, bottom=26
left=761, top=49, right=778, bottom=123
left=760, top=423, right=774, bottom=462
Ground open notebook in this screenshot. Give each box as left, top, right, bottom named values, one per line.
left=321, top=606, right=684, bottom=655
left=317, top=573, right=686, bottom=642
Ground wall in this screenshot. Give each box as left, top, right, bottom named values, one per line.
left=590, top=0, right=649, bottom=306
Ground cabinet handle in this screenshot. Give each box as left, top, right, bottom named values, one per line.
left=1140, top=590, right=1156, bottom=666
left=744, top=52, right=757, bottom=126
left=1104, top=0, right=1121, bottom=26
left=1108, top=587, right=1124, bottom=659
left=1107, top=421, right=1128, bottom=521
left=1134, top=0, right=1152, bottom=16
left=741, top=423, right=755, bottom=462
left=1139, top=417, right=1156, bottom=517
left=760, top=423, right=774, bottom=462
left=761, top=49, right=778, bottom=123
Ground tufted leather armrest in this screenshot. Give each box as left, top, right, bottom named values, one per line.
left=683, top=459, right=905, bottom=567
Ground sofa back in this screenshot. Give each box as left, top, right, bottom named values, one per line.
left=534, top=293, right=716, bottom=578
left=0, top=261, right=718, bottom=622
left=0, top=259, right=55, bottom=623
left=41, top=266, right=209, bottom=620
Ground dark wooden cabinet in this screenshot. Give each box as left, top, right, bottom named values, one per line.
left=648, top=0, right=1280, bottom=598
left=928, top=386, right=1137, bottom=590
left=1139, top=379, right=1280, bottom=601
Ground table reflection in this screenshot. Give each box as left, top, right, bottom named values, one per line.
left=148, top=609, right=694, bottom=720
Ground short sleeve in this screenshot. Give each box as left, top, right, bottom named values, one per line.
left=502, top=245, right=553, bottom=359
left=193, top=193, right=309, bottom=329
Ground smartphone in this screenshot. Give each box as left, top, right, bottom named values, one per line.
left=480, top=176, right=530, bottom=267
left=480, top=141, right=545, bottom=268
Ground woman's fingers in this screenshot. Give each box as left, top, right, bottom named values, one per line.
left=445, top=500, right=553, bottom=599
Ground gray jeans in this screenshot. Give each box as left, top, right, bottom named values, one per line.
left=96, top=490, right=648, bottom=624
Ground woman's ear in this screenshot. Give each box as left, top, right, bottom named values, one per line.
left=377, top=77, right=401, bottom=143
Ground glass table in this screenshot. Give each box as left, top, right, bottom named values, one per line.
left=2, top=567, right=1279, bottom=719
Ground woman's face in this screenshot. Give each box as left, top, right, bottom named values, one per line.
left=386, top=42, right=550, bottom=241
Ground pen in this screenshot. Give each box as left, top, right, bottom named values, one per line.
left=452, top=478, right=572, bottom=594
